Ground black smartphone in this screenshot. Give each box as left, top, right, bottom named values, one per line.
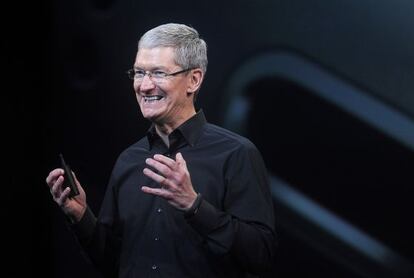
left=59, top=153, right=80, bottom=198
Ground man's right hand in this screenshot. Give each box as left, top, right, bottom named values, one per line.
left=46, top=168, right=87, bottom=222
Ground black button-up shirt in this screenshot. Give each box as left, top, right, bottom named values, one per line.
left=74, top=110, right=276, bottom=278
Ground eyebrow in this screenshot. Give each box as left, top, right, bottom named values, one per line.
left=133, top=65, right=168, bottom=71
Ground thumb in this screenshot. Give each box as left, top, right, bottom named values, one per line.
left=176, top=152, right=186, bottom=165
left=71, top=170, right=79, bottom=183
left=71, top=171, right=82, bottom=189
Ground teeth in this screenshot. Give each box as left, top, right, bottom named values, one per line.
left=144, top=96, right=163, bottom=102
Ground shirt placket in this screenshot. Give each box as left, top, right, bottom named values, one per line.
left=147, top=132, right=184, bottom=276
left=148, top=141, right=167, bottom=275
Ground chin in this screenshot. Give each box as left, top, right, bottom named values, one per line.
left=142, top=112, right=156, bottom=120
left=141, top=110, right=161, bottom=122
left=139, top=103, right=168, bottom=122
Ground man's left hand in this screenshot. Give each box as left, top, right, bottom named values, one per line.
left=141, top=152, right=197, bottom=210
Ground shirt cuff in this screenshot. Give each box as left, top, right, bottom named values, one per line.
left=184, top=193, right=203, bottom=218
left=185, top=198, right=223, bottom=236
left=70, top=206, right=97, bottom=244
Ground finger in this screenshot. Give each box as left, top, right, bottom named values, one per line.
left=153, top=154, right=176, bottom=168
left=141, top=186, right=172, bottom=199
left=175, top=152, right=186, bottom=166
left=56, top=187, right=71, bottom=206
left=51, top=176, right=65, bottom=198
left=143, top=168, right=172, bottom=187
left=145, top=158, right=173, bottom=177
left=46, top=168, right=64, bottom=188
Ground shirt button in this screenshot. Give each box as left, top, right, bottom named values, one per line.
left=157, top=208, right=162, bottom=213
left=154, top=237, right=159, bottom=241
left=152, top=264, right=157, bottom=270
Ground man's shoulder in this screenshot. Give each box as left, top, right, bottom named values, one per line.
left=204, top=124, right=266, bottom=169
left=115, top=136, right=148, bottom=162
left=204, top=123, right=256, bottom=150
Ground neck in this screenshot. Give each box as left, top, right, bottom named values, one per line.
left=156, top=129, right=170, bottom=147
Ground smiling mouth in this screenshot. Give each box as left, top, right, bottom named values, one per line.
left=143, top=95, right=164, bottom=103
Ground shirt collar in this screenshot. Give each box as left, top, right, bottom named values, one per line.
left=146, top=110, right=207, bottom=149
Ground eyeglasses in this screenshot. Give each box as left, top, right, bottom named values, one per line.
left=126, top=68, right=193, bottom=84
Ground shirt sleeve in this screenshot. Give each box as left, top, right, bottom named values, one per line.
left=185, top=140, right=277, bottom=274
left=70, top=176, right=122, bottom=278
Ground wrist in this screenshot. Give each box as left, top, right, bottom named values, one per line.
left=67, top=205, right=87, bottom=223
left=184, top=193, right=202, bottom=218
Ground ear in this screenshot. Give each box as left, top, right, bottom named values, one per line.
left=186, top=69, right=204, bottom=95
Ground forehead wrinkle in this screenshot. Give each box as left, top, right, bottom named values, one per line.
left=135, top=47, right=178, bottom=71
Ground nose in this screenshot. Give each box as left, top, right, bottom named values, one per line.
left=137, top=74, right=156, bottom=92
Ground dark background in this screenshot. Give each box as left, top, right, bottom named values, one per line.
left=6, top=0, right=414, bottom=277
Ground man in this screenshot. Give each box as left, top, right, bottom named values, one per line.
left=46, top=23, right=276, bottom=277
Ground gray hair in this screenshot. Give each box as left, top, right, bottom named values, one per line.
left=138, top=23, right=208, bottom=74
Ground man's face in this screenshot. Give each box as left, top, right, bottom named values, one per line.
left=133, top=47, right=194, bottom=126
